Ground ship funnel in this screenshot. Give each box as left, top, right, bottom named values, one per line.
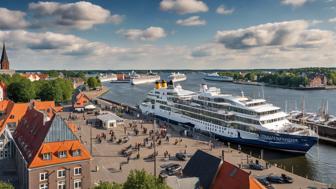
left=161, top=80, right=167, bottom=88
left=155, top=81, right=161, bottom=89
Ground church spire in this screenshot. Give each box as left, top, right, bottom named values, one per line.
left=0, top=43, right=9, bottom=70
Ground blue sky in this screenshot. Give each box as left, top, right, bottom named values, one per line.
left=0, top=0, right=335, bottom=70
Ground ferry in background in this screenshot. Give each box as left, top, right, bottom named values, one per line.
left=204, top=72, right=233, bottom=82
left=130, top=71, right=161, bottom=85
left=168, top=72, right=187, bottom=82
left=99, top=73, right=117, bottom=82
left=140, top=81, right=318, bottom=153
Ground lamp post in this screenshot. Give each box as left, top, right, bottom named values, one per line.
left=153, top=119, right=157, bottom=177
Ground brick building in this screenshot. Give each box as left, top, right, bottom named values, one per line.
left=13, top=108, right=91, bottom=189
left=308, top=74, right=327, bottom=87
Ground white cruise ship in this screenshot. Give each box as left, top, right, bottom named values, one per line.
left=168, top=72, right=187, bottom=82
left=204, top=72, right=233, bottom=82
left=99, top=73, right=117, bottom=82
left=140, top=81, right=318, bottom=153
left=130, top=71, right=161, bottom=85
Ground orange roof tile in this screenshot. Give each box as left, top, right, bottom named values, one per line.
left=212, top=162, right=266, bottom=189
left=40, top=144, right=52, bottom=154
left=0, top=100, right=28, bottom=135
left=67, top=121, right=77, bottom=133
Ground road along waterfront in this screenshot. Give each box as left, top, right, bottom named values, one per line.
left=101, top=71, right=336, bottom=184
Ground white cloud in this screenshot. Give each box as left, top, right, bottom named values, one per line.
left=117, top=27, right=167, bottom=41
left=0, top=8, right=28, bottom=30
left=160, top=0, right=208, bottom=14
left=28, top=1, right=123, bottom=30
left=215, top=20, right=333, bottom=49
left=176, top=16, right=206, bottom=26
left=216, top=5, right=234, bottom=15
left=280, top=0, right=307, bottom=7
left=328, top=17, right=336, bottom=23
left=0, top=30, right=127, bottom=56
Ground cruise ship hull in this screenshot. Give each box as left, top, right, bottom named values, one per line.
left=131, top=76, right=161, bottom=85
left=141, top=106, right=317, bottom=154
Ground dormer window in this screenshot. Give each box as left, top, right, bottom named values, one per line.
left=58, top=151, right=67, bottom=158
left=72, top=149, right=81, bottom=157
left=42, top=153, right=51, bottom=160
left=9, top=115, right=14, bottom=119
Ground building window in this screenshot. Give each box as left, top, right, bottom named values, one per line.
left=74, top=167, right=82, bottom=176
left=74, top=179, right=81, bottom=189
left=39, top=183, right=48, bottom=189
left=40, top=172, right=48, bottom=182
left=57, top=169, right=66, bottom=178
left=9, top=115, right=14, bottom=119
left=58, top=151, right=67, bottom=158
left=72, top=149, right=81, bottom=157
left=42, top=153, right=51, bottom=160
left=57, top=181, right=66, bottom=189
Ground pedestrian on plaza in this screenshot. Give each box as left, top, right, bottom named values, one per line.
left=119, top=164, right=122, bottom=171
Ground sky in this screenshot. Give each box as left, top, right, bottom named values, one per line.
left=0, top=0, right=336, bottom=70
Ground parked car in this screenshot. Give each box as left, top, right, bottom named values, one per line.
left=281, top=174, right=293, bottom=183
left=249, top=163, right=264, bottom=170
left=267, top=175, right=284, bottom=184
left=160, top=163, right=178, bottom=169
left=175, top=153, right=187, bottom=161
left=166, top=164, right=182, bottom=176
left=256, top=177, right=275, bottom=189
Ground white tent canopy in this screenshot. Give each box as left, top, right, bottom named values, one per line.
left=85, top=104, right=96, bottom=110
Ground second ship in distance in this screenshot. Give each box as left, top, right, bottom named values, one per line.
left=140, top=80, right=318, bottom=154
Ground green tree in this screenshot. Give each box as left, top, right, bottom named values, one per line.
left=87, top=77, right=99, bottom=89
left=123, top=170, right=171, bottom=189
left=94, top=182, right=123, bottom=189
left=46, top=70, right=59, bottom=78
left=0, top=181, right=14, bottom=189
left=7, top=79, right=35, bottom=102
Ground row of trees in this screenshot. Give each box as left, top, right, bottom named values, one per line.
left=219, top=67, right=336, bottom=87
left=94, top=170, right=171, bottom=189
left=0, top=74, right=74, bottom=103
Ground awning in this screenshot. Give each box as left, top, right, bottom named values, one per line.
left=85, top=104, right=96, bottom=110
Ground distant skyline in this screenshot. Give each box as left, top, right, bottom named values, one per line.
left=0, top=0, right=336, bottom=70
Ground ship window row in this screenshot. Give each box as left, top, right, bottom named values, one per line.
left=159, top=105, right=171, bottom=111
left=246, top=102, right=266, bottom=107
left=180, top=110, right=228, bottom=126
left=175, top=104, right=233, bottom=121
left=234, top=116, right=260, bottom=125
left=260, top=117, right=285, bottom=124
left=156, top=100, right=167, bottom=105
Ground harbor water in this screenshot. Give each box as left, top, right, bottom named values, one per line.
left=102, top=72, right=336, bottom=184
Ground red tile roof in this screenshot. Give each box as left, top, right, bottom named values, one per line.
left=212, top=162, right=265, bottom=189
left=14, top=108, right=91, bottom=168
left=0, top=100, right=28, bottom=135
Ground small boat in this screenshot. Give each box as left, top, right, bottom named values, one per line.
left=204, top=72, right=233, bottom=82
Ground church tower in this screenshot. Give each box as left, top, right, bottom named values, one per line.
left=0, top=43, right=9, bottom=70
